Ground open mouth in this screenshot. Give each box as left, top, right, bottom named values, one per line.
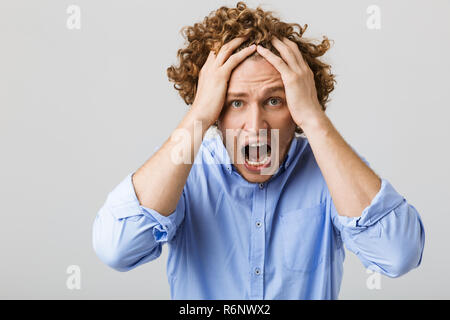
left=241, top=141, right=272, bottom=171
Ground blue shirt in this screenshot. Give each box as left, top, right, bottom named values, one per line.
left=92, top=133, right=425, bottom=299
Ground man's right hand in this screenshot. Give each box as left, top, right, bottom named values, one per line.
left=132, top=36, right=256, bottom=216
left=190, top=37, right=256, bottom=127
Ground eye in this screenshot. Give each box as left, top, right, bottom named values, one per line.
left=267, top=97, right=282, bottom=106
left=230, top=100, right=243, bottom=108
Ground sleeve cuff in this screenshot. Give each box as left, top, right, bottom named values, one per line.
left=337, top=177, right=405, bottom=229
left=106, top=172, right=146, bottom=220
left=140, top=205, right=177, bottom=242
left=105, top=172, right=186, bottom=243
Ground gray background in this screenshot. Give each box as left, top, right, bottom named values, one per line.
left=1, top=0, right=449, bottom=299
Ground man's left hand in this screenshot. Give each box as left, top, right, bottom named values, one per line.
left=256, top=37, right=324, bottom=129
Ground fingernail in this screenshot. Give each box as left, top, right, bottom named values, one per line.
left=250, top=44, right=256, bottom=49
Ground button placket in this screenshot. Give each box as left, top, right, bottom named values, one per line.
left=249, top=182, right=266, bottom=299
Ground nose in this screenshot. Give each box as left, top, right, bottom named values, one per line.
left=243, top=103, right=269, bottom=134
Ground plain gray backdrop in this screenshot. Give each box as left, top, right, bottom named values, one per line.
left=1, top=0, right=449, bottom=299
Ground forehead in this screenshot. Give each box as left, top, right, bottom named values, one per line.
left=227, top=57, right=283, bottom=91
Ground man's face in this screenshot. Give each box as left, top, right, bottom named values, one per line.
left=217, top=55, right=297, bottom=183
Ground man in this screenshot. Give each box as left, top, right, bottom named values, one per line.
left=92, top=2, right=425, bottom=299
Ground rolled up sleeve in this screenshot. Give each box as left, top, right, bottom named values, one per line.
left=92, top=172, right=186, bottom=272
left=330, top=150, right=425, bottom=278
left=140, top=204, right=183, bottom=243
left=331, top=177, right=425, bottom=278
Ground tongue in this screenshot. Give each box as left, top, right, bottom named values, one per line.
left=248, top=146, right=270, bottom=162
left=248, top=147, right=259, bottom=162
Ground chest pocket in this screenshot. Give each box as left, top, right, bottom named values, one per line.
left=279, top=202, right=326, bottom=272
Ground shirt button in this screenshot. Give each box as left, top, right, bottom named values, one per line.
left=256, top=221, right=262, bottom=228
left=259, top=183, right=264, bottom=189
left=254, top=267, right=261, bottom=275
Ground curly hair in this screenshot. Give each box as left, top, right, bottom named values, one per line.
left=167, top=1, right=336, bottom=134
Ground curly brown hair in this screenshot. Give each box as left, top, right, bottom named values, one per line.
left=167, top=1, right=336, bottom=134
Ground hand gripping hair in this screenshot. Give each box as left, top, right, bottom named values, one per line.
left=167, top=1, right=336, bottom=134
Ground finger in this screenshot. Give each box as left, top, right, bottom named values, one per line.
left=270, top=37, right=299, bottom=71
left=281, top=37, right=308, bottom=70
left=222, top=44, right=256, bottom=74
left=215, top=36, right=249, bottom=66
left=200, top=50, right=216, bottom=75
left=256, top=44, right=291, bottom=76
left=206, top=50, right=216, bottom=64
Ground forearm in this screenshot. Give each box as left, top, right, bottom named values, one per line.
left=300, top=108, right=381, bottom=218
left=132, top=109, right=212, bottom=216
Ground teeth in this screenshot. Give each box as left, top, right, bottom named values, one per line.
left=246, top=155, right=271, bottom=166
left=248, top=142, right=267, bottom=147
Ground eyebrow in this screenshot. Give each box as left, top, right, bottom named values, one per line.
left=226, top=85, right=285, bottom=99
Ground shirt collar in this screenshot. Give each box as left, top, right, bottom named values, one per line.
left=283, top=134, right=299, bottom=170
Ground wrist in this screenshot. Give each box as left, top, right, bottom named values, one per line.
left=296, top=107, right=330, bottom=135
left=181, top=108, right=216, bottom=137
left=188, top=104, right=217, bottom=129
left=187, top=106, right=217, bottom=128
